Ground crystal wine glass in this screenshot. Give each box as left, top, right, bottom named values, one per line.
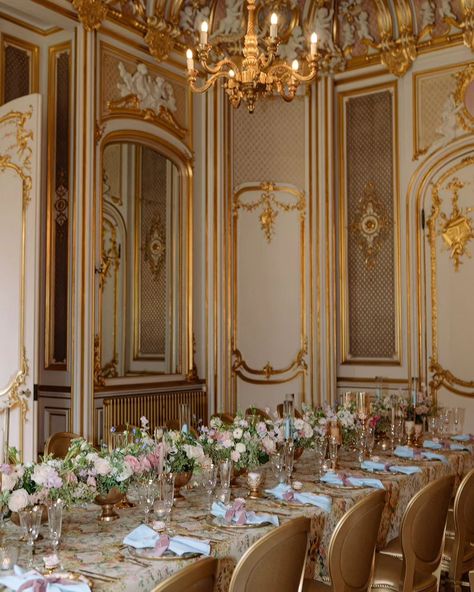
left=19, top=506, right=42, bottom=568
left=284, top=441, right=295, bottom=485
left=365, top=425, right=376, bottom=457
left=452, top=407, right=465, bottom=435
left=313, top=435, right=327, bottom=480
left=137, top=478, right=159, bottom=525
left=47, top=499, right=63, bottom=559
left=328, top=436, right=338, bottom=471
left=219, top=460, right=233, bottom=490
left=202, top=464, right=218, bottom=511
left=270, top=451, right=285, bottom=484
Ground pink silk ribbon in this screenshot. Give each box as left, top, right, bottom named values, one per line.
left=17, top=576, right=80, bottom=592
left=224, top=498, right=246, bottom=524
left=154, top=533, right=170, bottom=556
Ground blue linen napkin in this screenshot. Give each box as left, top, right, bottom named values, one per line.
left=0, top=566, right=91, bottom=592
left=422, top=451, right=448, bottom=463
left=452, top=434, right=471, bottom=442
left=423, top=440, right=443, bottom=450
left=265, top=484, right=332, bottom=512
left=320, top=471, right=384, bottom=490
left=394, top=446, right=416, bottom=458
left=450, top=443, right=473, bottom=452
left=361, top=460, right=421, bottom=475
left=123, top=525, right=211, bottom=556
left=211, top=500, right=279, bottom=526
left=123, top=524, right=158, bottom=548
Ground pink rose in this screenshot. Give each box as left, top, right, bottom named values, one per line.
left=65, top=471, right=78, bottom=485
left=231, top=450, right=240, bottom=462
left=87, top=475, right=97, bottom=487
left=140, top=456, right=152, bottom=473
left=125, top=455, right=141, bottom=474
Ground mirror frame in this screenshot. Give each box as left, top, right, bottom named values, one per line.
left=95, top=128, right=194, bottom=386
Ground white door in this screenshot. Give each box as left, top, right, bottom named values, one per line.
left=0, top=94, right=41, bottom=462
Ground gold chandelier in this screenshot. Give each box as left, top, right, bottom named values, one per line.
left=185, top=0, right=319, bottom=113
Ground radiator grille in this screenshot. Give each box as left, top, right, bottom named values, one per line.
left=103, top=390, right=207, bottom=444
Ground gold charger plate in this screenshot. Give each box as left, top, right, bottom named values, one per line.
left=319, top=481, right=364, bottom=491
left=42, top=571, right=93, bottom=588
left=205, top=515, right=274, bottom=529
left=266, top=495, right=313, bottom=508
left=129, top=546, right=202, bottom=561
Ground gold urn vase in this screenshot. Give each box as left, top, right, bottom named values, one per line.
left=173, top=471, right=193, bottom=499
left=94, top=488, right=124, bottom=522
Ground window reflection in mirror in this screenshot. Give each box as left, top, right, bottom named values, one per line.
left=100, top=141, right=180, bottom=378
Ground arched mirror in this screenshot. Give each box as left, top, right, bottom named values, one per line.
left=97, top=138, right=188, bottom=381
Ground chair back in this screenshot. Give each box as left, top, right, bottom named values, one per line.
left=212, top=413, right=235, bottom=425
left=276, top=404, right=303, bottom=419
left=244, top=407, right=271, bottom=421
left=151, top=557, right=218, bottom=592
left=327, top=489, right=386, bottom=591
left=228, top=517, right=310, bottom=592
left=450, top=468, right=474, bottom=578
left=44, top=432, right=80, bottom=459
left=400, top=474, right=454, bottom=588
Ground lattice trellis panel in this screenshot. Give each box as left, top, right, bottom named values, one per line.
left=138, top=147, right=168, bottom=357
left=3, top=44, right=30, bottom=104
left=344, top=89, right=398, bottom=360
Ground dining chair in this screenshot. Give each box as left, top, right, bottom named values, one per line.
left=244, top=407, right=272, bottom=421
left=151, top=557, right=218, bottom=592
left=44, top=431, right=80, bottom=459
left=469, top=569, right=474, bottom=590
left=371, top=474, right=455, bottom=592
left=228, top=517, right=311, bottom=592
left=440, top=469, right=474, bottom=591
left=276, top=403, right=303, bottom=420
left=211, top=412, right=235, bottom=424
left=302, top=489, right=386, bottom=591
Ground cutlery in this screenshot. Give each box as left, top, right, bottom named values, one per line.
left=78, top=569, right=119, bottom=582
left=121, top=554, right=150, bottom=567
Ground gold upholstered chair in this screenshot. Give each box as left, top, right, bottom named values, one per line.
left=228, top=517, right=311, bottom=592
left=469, top=570, right=474, bottom=590
left=244, top=407, right=272, bottom=421
left=276, top=403, right=303, bottom=420
left=44, top=431, right=80, bottom=459
left=371, top=474, right=455, bottom=592
left=302, top=490, right=386, bottom=592
left=151, top=557, right=218, bottom=592
left=211, top=412, right=235, bottom=424
left=440, top=469, right=474, bottom=591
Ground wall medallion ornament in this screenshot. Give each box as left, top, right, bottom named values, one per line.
left=350, top=181, right=390, bottom=268
left=72, top=0, right=108, bottom=31
left=144, top=214, right=166, bottom=280
left=233, top=182, right=305, bottom=243
left=435, top=176, right=474, bottom=271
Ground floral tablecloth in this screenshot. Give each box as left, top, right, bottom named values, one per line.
left=1, top=447, right=471, bottom=591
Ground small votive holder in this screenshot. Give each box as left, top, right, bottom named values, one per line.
left=0, top=544, right=19, bottom=571
left=246, top=471, right=264, bottom=499
left=43, top=553, right=60, bottom=571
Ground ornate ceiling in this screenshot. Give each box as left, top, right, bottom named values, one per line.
left=72, top=0, right=474, bottom=76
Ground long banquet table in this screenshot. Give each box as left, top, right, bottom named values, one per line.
left=2, top=447, right=472, bottom=591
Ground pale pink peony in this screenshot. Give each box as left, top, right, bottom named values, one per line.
left=8, top=488, right=29, bottom=512
left=125, top=455, right=141, bottom=474
left=231, top=450, right=240, bottom=462
left=86, top=475, right=97, bottom=488
left=94, top=458, right=111, bottom=476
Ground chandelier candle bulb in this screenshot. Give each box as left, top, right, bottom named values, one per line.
left=291, top=59, right=299, bottom=71
left=310, top=32, right=318, bottom=57
left=200, top=21, right=208, bottom=45
left=270, top=13, right=278, bottom=39
left=186, top=49, right=194, bottom=71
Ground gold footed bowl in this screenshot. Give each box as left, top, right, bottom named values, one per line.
left=95, top=488, right=124, bottom=522
left=173, top=471, right=193, bottom=499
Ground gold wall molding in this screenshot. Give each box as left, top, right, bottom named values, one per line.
left=349, top=181, right=391, bottom=269
left=72, top=0, right=108, bottom=31
left=1, top=35, right=39, bottom=106
left=430, top=360, right=474, bottom=397
left=0, top=106, right=34, bottom=456
left=454, top=63, right=474, bottom=132
left=233, top=182, right=305, bottom=243
left=232, top=342, right=307, bottom=385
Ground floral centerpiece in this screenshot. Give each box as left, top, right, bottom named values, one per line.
left=163, top=430, right=205, bottom=475
left=325, top=404, right=358, bottom=448
left=0, top=448, right=67, bottom=514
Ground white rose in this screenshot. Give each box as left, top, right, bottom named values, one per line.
left=233, top=428, right=243, bottom=440
left=94, top=458, right=111, bottom=476
left=1, top=473, right=18, bottom=491
left=235, top=442, right=246, bottom=454
left=8, top=488, right=29, bottom=513
left=116, top=464, right=133, bottom=482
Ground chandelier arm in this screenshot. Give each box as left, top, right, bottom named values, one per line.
left=275, top=82, right=298, bottom=102
left=188, top=71, right=234, bottom=94
left=199, top=57, right=239, bottom=76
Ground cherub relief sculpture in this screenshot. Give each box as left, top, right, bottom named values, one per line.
left=213, top=0, right=243, bottom=36
left=430, top=94, right=463, bottom=152
left=117, top=62, right=177, bottom=113
left=314, top=6, right=337, bottom=53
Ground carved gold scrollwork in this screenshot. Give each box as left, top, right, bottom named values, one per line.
left=232, top=340, right=308, bottom=385
left=143, top=213, right=166, bottom=281
left=72, top=0, right=108, bottom=31
left=94, top=334, right=106, bottom=387
left=350, top=181, right=390, bottom=268
left=145, top=16, right=181, bottom=62
left=454, top=63, right=474, bottom=133
left=233, top=182, right=305, bottom=243
left=460, top=0, right=474, bottom=49
left=430, top=360, right=474, bottom=397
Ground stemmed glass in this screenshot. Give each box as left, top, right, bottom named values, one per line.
left=219, top=460, right=233, bottom=490
left=284, top=441, right=295, bottom=485
left=328, top=436, right=338, bottom=471
left=155, top=473, right=175, bottom=532
left=137, top=477, right=159, bottom=525
left=18, top=506, right=42, bottom=568
left=202, top=464, right=218, bottom=511
left=47, top=499, right=63, bottom=561
left=453, top=408, right=465, bottom=435
left=270, top=451, right=285, bottom=484
left=365, top=425, right=376, bottom=458
left=314, top=435, right=327, bottom=480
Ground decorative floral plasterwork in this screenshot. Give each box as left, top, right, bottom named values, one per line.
left=350, top=182, right=390, bottom=268
left=233, top=182, right=305, bottom=243
left=144, top=214, right=166, bottom=280
left=437, top=177, right=474, bottom=271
